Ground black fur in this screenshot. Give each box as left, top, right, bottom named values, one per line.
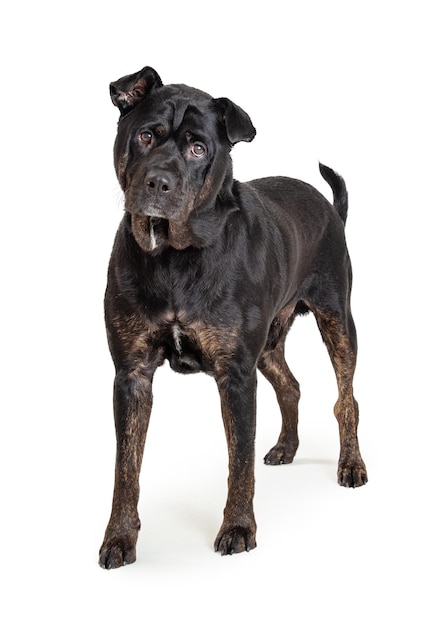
left=99, top=67, right=367, bottom=569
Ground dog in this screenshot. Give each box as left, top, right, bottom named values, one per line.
left=99, top=66, right=367, bottom=569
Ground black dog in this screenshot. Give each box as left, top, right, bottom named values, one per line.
left=99, top=66, right=367, bottom=569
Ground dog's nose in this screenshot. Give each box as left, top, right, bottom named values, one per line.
left=145, top=172, right=173, bottom=194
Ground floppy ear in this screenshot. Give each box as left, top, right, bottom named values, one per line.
left=214, top=97, right=256, bottom=145
left=110, top=66, right=163, bottom=115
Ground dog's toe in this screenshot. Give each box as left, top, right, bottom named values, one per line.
left=214, top=526, right=257, bottom=556
left=337, top=460, right=368, bottom=488
left=99, top=532, right=138, bottom=569
left=264, top=442, right=298, bottom=465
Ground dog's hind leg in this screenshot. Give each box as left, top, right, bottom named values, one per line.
left=258, top=333, right=300, bottom=465
left=311, top=305, right=368, bottom=487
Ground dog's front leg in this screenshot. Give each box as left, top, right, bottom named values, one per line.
left=99, top=356, right=159, bottom=569
left=214, top=368, right=257, bottom=555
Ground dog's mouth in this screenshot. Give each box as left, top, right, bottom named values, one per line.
left=130, top=214, right=195, bottom=253
left=131, top=215, right=167, bottom=251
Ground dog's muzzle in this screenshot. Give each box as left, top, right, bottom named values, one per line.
left=137, top=168, right=177, bottom=218
left=125, top=157, right=190, bottom=221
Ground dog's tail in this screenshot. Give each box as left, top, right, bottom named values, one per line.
left=319, top=162, right=348, bottom=224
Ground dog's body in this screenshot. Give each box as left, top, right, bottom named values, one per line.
left=99, top=67, right=367, bottom=569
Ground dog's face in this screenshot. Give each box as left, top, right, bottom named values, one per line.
left=110, top=67, right=256, bottom=252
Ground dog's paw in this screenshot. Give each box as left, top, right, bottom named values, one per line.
left=99, top=530, right=138, bottom=569
left=337, top=459, right=368, bottom=488
left=264, top=442, right=298, bottom=465
left=214, top=525, right=257, bottom=556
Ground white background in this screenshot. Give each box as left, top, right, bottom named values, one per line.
left=2, top=1, right=446, bottom=623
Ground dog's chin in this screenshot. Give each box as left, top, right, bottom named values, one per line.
left=130, top=213, right=195, bottom=253
left=129, top=214, right=165, bottom=253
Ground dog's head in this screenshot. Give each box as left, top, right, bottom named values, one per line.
left=110, top=66, right=256, bottom=252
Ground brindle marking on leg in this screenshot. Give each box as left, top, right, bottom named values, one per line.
left=185, top=319, right=257, bottom=554
left=100, top=315, right=164, bottom=569
left=213, top=371, right=257, bottom=555
left=99, top=369, right=152, bottom=569
left=259, top=333, right=300, bottom=465
left=311, top=307, right=367, bottom=487
left=188, top=320, right=240, bottom=373
left=109, top=312, right=153, bottom=351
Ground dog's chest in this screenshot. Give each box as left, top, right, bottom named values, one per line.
left=139, top=272, right=217, bottom=373
left=142, top=295, right=239, bottom=376
left=160, top=318, right=217, bottom=375
left=139, top=251, right=221, bottom=320
left=172, top=323, right=183, bottom=353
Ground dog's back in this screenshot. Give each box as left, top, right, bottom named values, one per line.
left=244, top=164, right=348, bottom=229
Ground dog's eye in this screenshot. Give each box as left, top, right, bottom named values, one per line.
left=191, top=143, right=206, bottom=158
left=139, top=131, right=153, bottom=145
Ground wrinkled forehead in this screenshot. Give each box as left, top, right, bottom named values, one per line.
left=123, top=84, right=217, bottom=135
